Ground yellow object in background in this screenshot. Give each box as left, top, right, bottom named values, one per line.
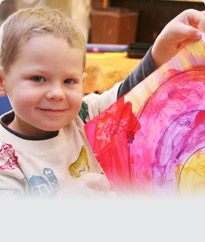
left=84, top=52, right=141, bottom=93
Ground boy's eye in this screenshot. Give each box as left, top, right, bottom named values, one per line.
left=64, top=78, right=75, bottom=84
left=31, top=76, right=45, bottom=82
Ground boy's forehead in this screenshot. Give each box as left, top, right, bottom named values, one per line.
left=18, top=35, right=85, bottom=70
left=29, top=34, right=85, bottom=56
left=30, top=34, right=85, bottom=56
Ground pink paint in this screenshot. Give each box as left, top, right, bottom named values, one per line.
left=85, top=38, right=205, bottom=195
left=152, top=110, right=205, bottom=192
left=85, top=97, right=140, bottom=192
left=130, top=68, right=205, bottom=193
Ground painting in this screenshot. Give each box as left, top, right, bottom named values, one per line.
left=84, top=34, right=205, bottom=196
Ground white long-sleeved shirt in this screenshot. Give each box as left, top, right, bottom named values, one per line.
left=0, top=82, right=121, bottom=198
left=0, top=48, right=156, bottom=198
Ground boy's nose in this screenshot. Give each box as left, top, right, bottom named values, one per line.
left=45, top=84, right=66, bottom=101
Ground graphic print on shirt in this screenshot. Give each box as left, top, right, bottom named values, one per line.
left=69, top=145, right=90, bottom=178
left=0, top=143, right=19, bottom=170
left=28, top=168, right=59, bottom=197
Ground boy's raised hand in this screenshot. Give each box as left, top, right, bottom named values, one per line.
left=152, top=9, right=205, bottom=68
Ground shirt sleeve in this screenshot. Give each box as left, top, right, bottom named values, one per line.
left=81, top=47, right=156, bottom=123
left=82, top=82, right=121, bottom=122
left=117, top=46, right=157, bottom=99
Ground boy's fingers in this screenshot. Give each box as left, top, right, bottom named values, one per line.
left=169, top=23, right=199, bottom=41
left=187, top=10, right=205, bottom=31
left=198, top=20, right=205, bottom=32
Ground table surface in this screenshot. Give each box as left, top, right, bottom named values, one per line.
left=84, top=52, right=141, bottom=93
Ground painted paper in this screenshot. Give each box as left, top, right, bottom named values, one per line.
left=84, top=35, right=205, bottom=196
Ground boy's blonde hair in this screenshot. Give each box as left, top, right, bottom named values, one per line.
left=0, top=7, right=86, bottom=73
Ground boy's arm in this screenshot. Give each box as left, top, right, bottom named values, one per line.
left=117, top=47, right=156, bottom=99
left=82, top=47, right=156, bottom=120
left=82, top=9, right=205, bottom=121
left=118, top=9, right=205, bottom=99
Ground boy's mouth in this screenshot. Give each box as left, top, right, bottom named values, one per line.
left=37, top=108, right=67, bottom=113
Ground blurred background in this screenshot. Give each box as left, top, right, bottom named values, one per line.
left=0, top=0, right=204, bottom=44
left=0, top=0, right=204, bottom=114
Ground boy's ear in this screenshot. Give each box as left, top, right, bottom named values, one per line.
left=0, top=66, right=7, bottom=96
left=82, top=72, right=87, bottom=83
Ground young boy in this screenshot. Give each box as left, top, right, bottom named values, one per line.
left=0, top=7, right=204, bottom=198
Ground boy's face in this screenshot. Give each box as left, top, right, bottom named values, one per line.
left=0, top=35, right=86, bottom=136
